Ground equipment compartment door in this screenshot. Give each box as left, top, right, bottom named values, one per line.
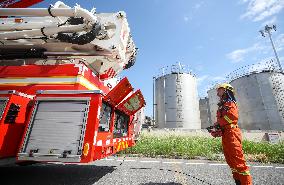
left=19, top=100, right=89, bottom=162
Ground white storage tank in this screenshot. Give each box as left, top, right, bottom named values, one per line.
left=229, top=61, right=284, bottom=130
left=207, top=88, right=219, bottom=125
left=207, top=59, right=284, bottom=130
left=199, top=97, right=212, bottom=129
left=154, top=63, right=201, bottom=129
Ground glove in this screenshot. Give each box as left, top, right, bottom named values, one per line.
left=208, top=123, right=223, bottom=137
left=210, top=130, right=222, bottom=137
left=206, top=126, right=214, bottom=133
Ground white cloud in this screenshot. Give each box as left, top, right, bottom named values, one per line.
left=197, top=75, right=209, bottom=84
left=241, top=0, right=284, bottom=21
left=183, top=16, right=190, bottom=22
left=197, top=75, right=226, bottom=97
left=280, top=57, right=284, bottom=65
left=212, top=76, right=226, bottom=81
left=247, top=58, right=274, bottom=72
left=183, top=2, right=205, bottom=23
left=275, top=34, right=284, bottom=51
left=227, top=49, right=248, bottom=63
left=227, top=33, right=284, bottom=63
left=194, top=2, right=204, bottom=9
left=197, top=75, right=226, bottom=87
left=183, top=15, right=194, bottom=22
left=226, top=43, right=264, bottom=63
left=261, top=16, right=277, bottom=27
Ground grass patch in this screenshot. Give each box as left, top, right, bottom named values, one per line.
left=242, top=140, right=284, bottom=163
left=120, top=133, right=284, bottom=163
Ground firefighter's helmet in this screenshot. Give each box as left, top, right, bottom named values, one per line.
left=217, top=83, right=234, bottom=94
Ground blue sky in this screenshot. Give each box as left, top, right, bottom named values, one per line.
left=35, top=0, right=284, bottom=116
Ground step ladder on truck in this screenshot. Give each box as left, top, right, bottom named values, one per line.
left=0, top=1, right=145, bottom=165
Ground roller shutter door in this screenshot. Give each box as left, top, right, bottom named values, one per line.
left=20, top=100, right=89, bottom=161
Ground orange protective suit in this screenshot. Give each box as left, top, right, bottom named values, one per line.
left=217, top=101, right=252, bottom=185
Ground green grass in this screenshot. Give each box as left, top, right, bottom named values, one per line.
left=243, top=140, right=284, bottom=163
left=120, top=133, right=284, bottom=164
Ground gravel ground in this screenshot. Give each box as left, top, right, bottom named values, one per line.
left=0, top=157, right=283, bottom=185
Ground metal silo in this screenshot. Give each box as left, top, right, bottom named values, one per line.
left=227, top=59, right=284, bottom=130
left=207, top=88, right=219, bottom=125
left=207, top=59, right=284, bottom=130
left=154, top=75, right=166, bottom=128
left=199, top=97, right=212, bottom=129
left=154, top=63, right=201, bottom=129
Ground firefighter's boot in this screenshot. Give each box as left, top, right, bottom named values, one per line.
left=235, top=179, right=241, bottom=185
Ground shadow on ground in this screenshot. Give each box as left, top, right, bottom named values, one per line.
left=0, top=164, right=115, bottom=185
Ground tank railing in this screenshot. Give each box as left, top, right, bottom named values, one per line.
left=206, top=59, right=281, bottom=93
left=225, top=59, right=281, bottom=82
left=154, top=63, right=196, bottom=78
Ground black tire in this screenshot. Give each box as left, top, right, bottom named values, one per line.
left=16, top=161, right=39, bottom=166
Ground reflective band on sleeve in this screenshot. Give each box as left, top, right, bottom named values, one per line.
left=224, top=115, right=233, bottom=124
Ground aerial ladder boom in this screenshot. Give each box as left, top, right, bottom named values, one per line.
left=0, top=1, right=137, bottom=79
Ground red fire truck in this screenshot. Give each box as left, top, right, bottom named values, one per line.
left=0, top=1, right=145, bottom=165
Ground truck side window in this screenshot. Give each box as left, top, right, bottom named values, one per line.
left=4, top=103, right=21, bottom=124
left=99, top=102, right=112, bottom=132
left=113, top=110, right=129, bottom=138
left=0, top=100, right=7, bottom=120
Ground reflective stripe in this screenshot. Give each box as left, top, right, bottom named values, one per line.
left=224, top=115, right=233, bottom=124
left=0, top=76, right=99, bottom=90
left=230, top=124, right=238, bottom=128
left=117, top=142, right=121, bottom=151
left=231, top=168, right=250, bottom=176
left=238, top=170, right=251, bottom=176
left=231, top=168, right=238, bottom=173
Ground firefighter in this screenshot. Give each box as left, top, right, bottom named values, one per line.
left=211, top=83, right=252, bottom=185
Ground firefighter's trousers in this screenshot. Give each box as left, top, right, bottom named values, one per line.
left=222, top=127, right=252, bottom=185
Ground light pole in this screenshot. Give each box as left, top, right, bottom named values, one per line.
left=259, top=24, right=282, bottom=72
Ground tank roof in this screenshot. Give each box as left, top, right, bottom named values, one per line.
left=226, top=59, right=282, bottom=82
left=206, top=59, right=282, bottom=92
left=154, top=62, right=196, bottom=78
